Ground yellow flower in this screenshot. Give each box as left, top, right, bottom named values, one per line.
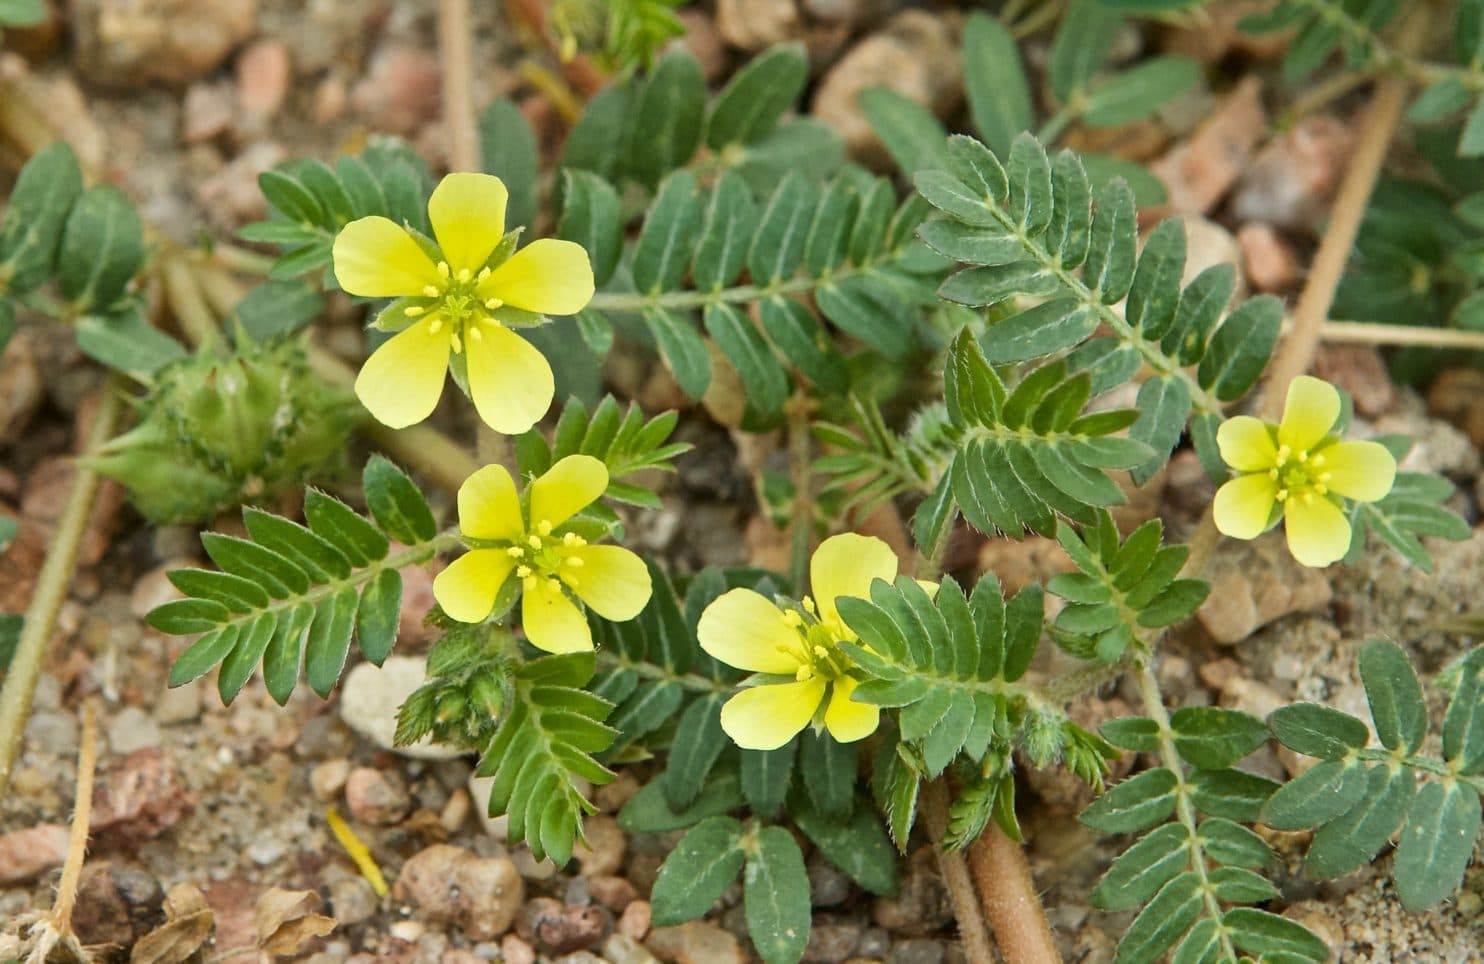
left=1213, top=376, right=1396, bottom=568
left=333, top=172, right=595, bottom=434
left=432, top=455, right=650, bottom=653
left=697, top=533, right=901, bottom=751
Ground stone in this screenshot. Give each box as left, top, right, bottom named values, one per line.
left=618, top=900, right=651, bottom=941
left=589, top=875, right=640, bottom=911
left=1232, top=115, right=1353, bottom=233
left=1197, top=536, right=1333, bottom=645
left=805, top=0, right=899, bottom=26
left=1151, top=77, right=1267, bottom=215
left=1316, top=344, right=1395, bottom=418
left=805, top=917, right=865, bottom=961
left=344, top=767, right=410, bottom=825
left=517, top=896, right=612, bottom=954
left=605, top=933, right=661, bottom=964
left=812, top=10, right=962, bottom=167
left=93, top=748, right=194, bottom=841
left=394, top=844, right=524, bottom=940
left=327, top=876, right=378, bottom=926
left=350, top=44, right=441, bottom=136
left=107, top=705, right=163, bottom=754
left=154, top=679, right=203, bottom=724
left=0, top=823, right=68, bottom=884
left=888, top=940, right=945, bottom=964
left=808, top=850, right=853, bottom=907
left=675, top=9, right=727, bottom=83
left=1238, top=223, right=1300, bottom=292
left=72, top=860, right=166, bottom=946
left=0, top=327, right=43, bottom=444
left=502, top=934, right=537, bottom=964
left=236, top=39, right=291, bottom=122
left=574, top=813, right=626, bottom=876
left=871, top=847, right=953, bottom=936
left=646, top=922, right=747, bottom=964
left=196, top=140, right=285, bottom=227
left=977, top=535, right=1075, bottom=596
left=182, top=81, right=235, bottom=142
left=440, top=787, right=471, bottom=832
left=71, top=0, right=257, bottom=88
left=1178, top=214, right=1248, bottom=303
left=338, top=655, right=463, bottom=760
left=716, top=0, right=802, bottom=51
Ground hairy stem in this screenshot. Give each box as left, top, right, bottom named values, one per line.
left=923, top=779, right=998, bottom=964
left=967, top=823, right=1062, bottom=964
left=50, top=701, right=98, bottom=933
left=439, top=0, right=481, bottom=174
left=0, top=379, right=123, bottom=795
left=1256, top=6, right=1425, bottom=419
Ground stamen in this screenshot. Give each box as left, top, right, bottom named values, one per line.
left=1318, top=471, right=1332, bottom=483
left=1276, top=489, right=1288, bottom=502
left=428, top=319, right=444, bottom=334
left=437, top=261, right=450, bottom=278
left=813, top=645, right=829, bottom=659
left=802, top=596, right=817, bottom=615
left=537, top=520, right=554, bottom=536
left=405, top=305, right=425, bottom=317
left=458, top=268, right=472, bottom=283
left=477, top=267, right=491, bottom=282
left=1311, top=454, right=1326, bottom=467
left=506, top=546, right=525, bottom=558
left=782, top=610, right=803, bottom=627
left=468, top=326, right=483, bottom=341
left=795, top=666, right=814, bottom=682
left=562, top=533, right=585, bottom=547
left=516, top=565, right=532, bottom=578
left=564, top=575, right=580, bottom=588
left=527, top=535, right=542, bottom=549
left=484, top=298, right=503, bottom=310
left=423, top=285, right=441, bottom=298
left=1314, top=483, right=1328, bottom=495
left=1268, top=468, right=1279, bottom=480
left=450, top=331, right=463, bottom=353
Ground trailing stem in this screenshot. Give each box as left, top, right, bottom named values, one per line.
left=0, top=380, right=123, bottom=795
left=923, top=779, right=998, bottom=964
left=967, top=823, right=1062, bottom=964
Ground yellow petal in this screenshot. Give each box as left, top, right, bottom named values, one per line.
left=1213, top=473, right=1277, bottom=540
left=433, top=549, right=516, bottom=623
left=1317, top=440, right=1396, bottom=503
left=466, top=323, right=555, bottom=435
left=480, top=239, right=595, bottom=315
left=697, top=588, right=805, bottom=675
left=720, top=679, right=826, bottom=751
left=333, top=216, right=441, bottom=297
left=1216, top=416, right=1277, bottom=472
left=530, top=454, right=608, bottom=529
left=823, top=677, right=880, bottom=744
left=521, top=577, right=593, bottom=654
left=1278, top=376, right=1340, bottom=452
left=457, top=464, right=524, bottom=543
left=353, top=318, right=451, bottom=428
left=810, top=533, right=899, bottom=627
left=1284, top=495, right=1352, bottom=568
left=564, top=545, right=652, bottom=621
left=428, top=173, right=509, bottom=274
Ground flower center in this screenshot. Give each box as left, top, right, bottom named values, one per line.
left=504, top=519, right=588, bottom=592
left=777, top=597, right=851, bottom=683
left=405, top=260, right=504, bottom=353
left=1269, top=444, right=1333, bottom=505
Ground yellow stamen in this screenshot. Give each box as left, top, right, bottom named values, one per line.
left=437, top=261, right=450, bottom=278
left=528, top=535, right=542, bottom=549
left=450, top=331, right=463, bottom=353
left=1276, top=489, right=1289, bottom=502
left=405, top=305, right=425, bottom=317
left=469, top=326, right=483, bottom=341
left=423, top=285, right=441, bottom=298
left=458, top=268, right=472, bottom=283
left=563, top=533, right=585, bottom=547
left=795, top=666, right=814, bottom=682
left=516, top=565, right=532, bottom=578
left=507, top=546, right=525, bottom=558
left=485, top=298, right=503, bottom=310
left=782, top=610, right=802, bottom=627
left=428, top=319, right=444, bottom=334
left=802, top=596, right=817, bottom=615
left=1311, top=454, right=1326, bottom=467
left=537, top=520, right=554, bottom=536
left=477, top=267, right=491, bottom=283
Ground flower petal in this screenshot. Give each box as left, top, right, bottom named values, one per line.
left=1213, top=473, right=1278, bottom=540
left=697, top=588, right=805, bottom=675
left=823, top=677, right=881, bottom=744
left=720, top=679, right=826, bottom=751
left=333, top=216, right=441, bottom=297
left=1284, top=495, right=1352, bottom=568
left=427, top=173, right=508, bottom=274
left=1278, top=376, right=1341, bottom=452
left=433, top=549, right=516, bottom=623
left=466, top=323, right=554, bottom=435
left=1317, top=440, right=1396, bottom=503
left=480, top=239, right=595, bottom=315
left=354, top=318, right=451, bottom=428
left=530, top=454, right=608, bottom=529
left=521, top=577, right=593, bottom=653
left=563, top=545, right=652, bottom=621
left=1217, top=416, right=1278, bottom=472
left=457, top=464, right=524, bottom=543
left=810, top=532, right=900, bottom=627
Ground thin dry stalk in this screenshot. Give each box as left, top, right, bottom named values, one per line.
left=439, top=0, right=481, bottom=174
left=50, top=702, right=99, bottom=933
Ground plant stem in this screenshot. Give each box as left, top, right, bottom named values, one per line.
left=439, top=0, right=481, bottom=174
left=49, top=700, right=98, bottom=934
left=922, top=779, right=998, bottom=964
left=1256, top=6, right=1425, bottom=420
left=0, top=378, right=123, bottom=796
left=786, top=393, right=814, bottom=592
left=162, top=255, right=220, bottom=351
left=966, top=824, right=1062, bottom=964
left=1318, top=319, right=1484, bottom=350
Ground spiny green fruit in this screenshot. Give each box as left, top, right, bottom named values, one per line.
left=89, top=337, right=361, bottom=524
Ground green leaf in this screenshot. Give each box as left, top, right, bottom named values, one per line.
left=748, top=173, right=816, bottom=284
left=305, top=586, right=358, bottom=697
left=1197, top=295, right=1282, bottom=402
left=744, top=826, right=811, bottom=964
left=559, top=170, right=624, bottom=288
left=1304, top=762, right=1415, bottom=879
left=56, top=185, right=144, bottom=312
left=1114, top=872, right=1203, bottom=964
left=75, top=308, right=186, bottom=377
left=356, top=568, right=402, bottom=665
left=1100, top=717, right=1161, bottom=753
left=0, top=0, right=47, bottom=25
left=362, top=456, right=436, bottom=544
left=860, top=87, right=949, bottom=176
left=627, top=51, right=707, bottom=187
left=1091, top=823, right=1190, bottom=911
left=816, top=273, right=915, bottom=357
left=0, top=142, right=84, bottom=294
left=1393, top=780, right=1482, bottom=910
left=1169, top=707, right=1268, bottom=770
left=1049, top=0, right=1121, bottom=103
left=1268, top=702, right=1371, bottom=759
left=1081, top=57, right=1200, bottom=127
left=650, top=816, right=747, bottom=925
left=691, top=172, right=759, bottom=292
left=234, top=280, right=323, bottom=340
left=964, top=12, right=1034, bottom=156
left=1081, top=768, right=1179, bottom=833
left=479, top=98, right=539, bottom=230
left=1186, top=768, right=1280, bottom=823
left=1223, top=908, right=1329, bottom=962
left=706, top=43, right=808, bottom=150
left=620, top=770, right=745, bottom=832
left=258, top=169, right=325, bottom=228
left=742, top=740, right=797, bottom=819
left=168, top=624, right=240, bottom=686
left=792, top=796, right=899, bottom=896
left=1358, top=639, right=1427, bottom=753
left=663, top=694, right=729, bottom=811
left=1260, top=758, right=1369, bottom=831
left=219, top=614, right=275, bottom=704
left=1443, top=649, right=1484, bottom=772
left=644, top=307, right=711, bottom=399
left=800, top=730, right=857, bottom=819
left=632, top=171, right=702, bottom=294
left=1197, top=817, right=1273, bottom=870
left=304, top=489, right=390, bottom=566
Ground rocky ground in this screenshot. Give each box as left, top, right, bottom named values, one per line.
left=3, top=1, right=1484, bottom=962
